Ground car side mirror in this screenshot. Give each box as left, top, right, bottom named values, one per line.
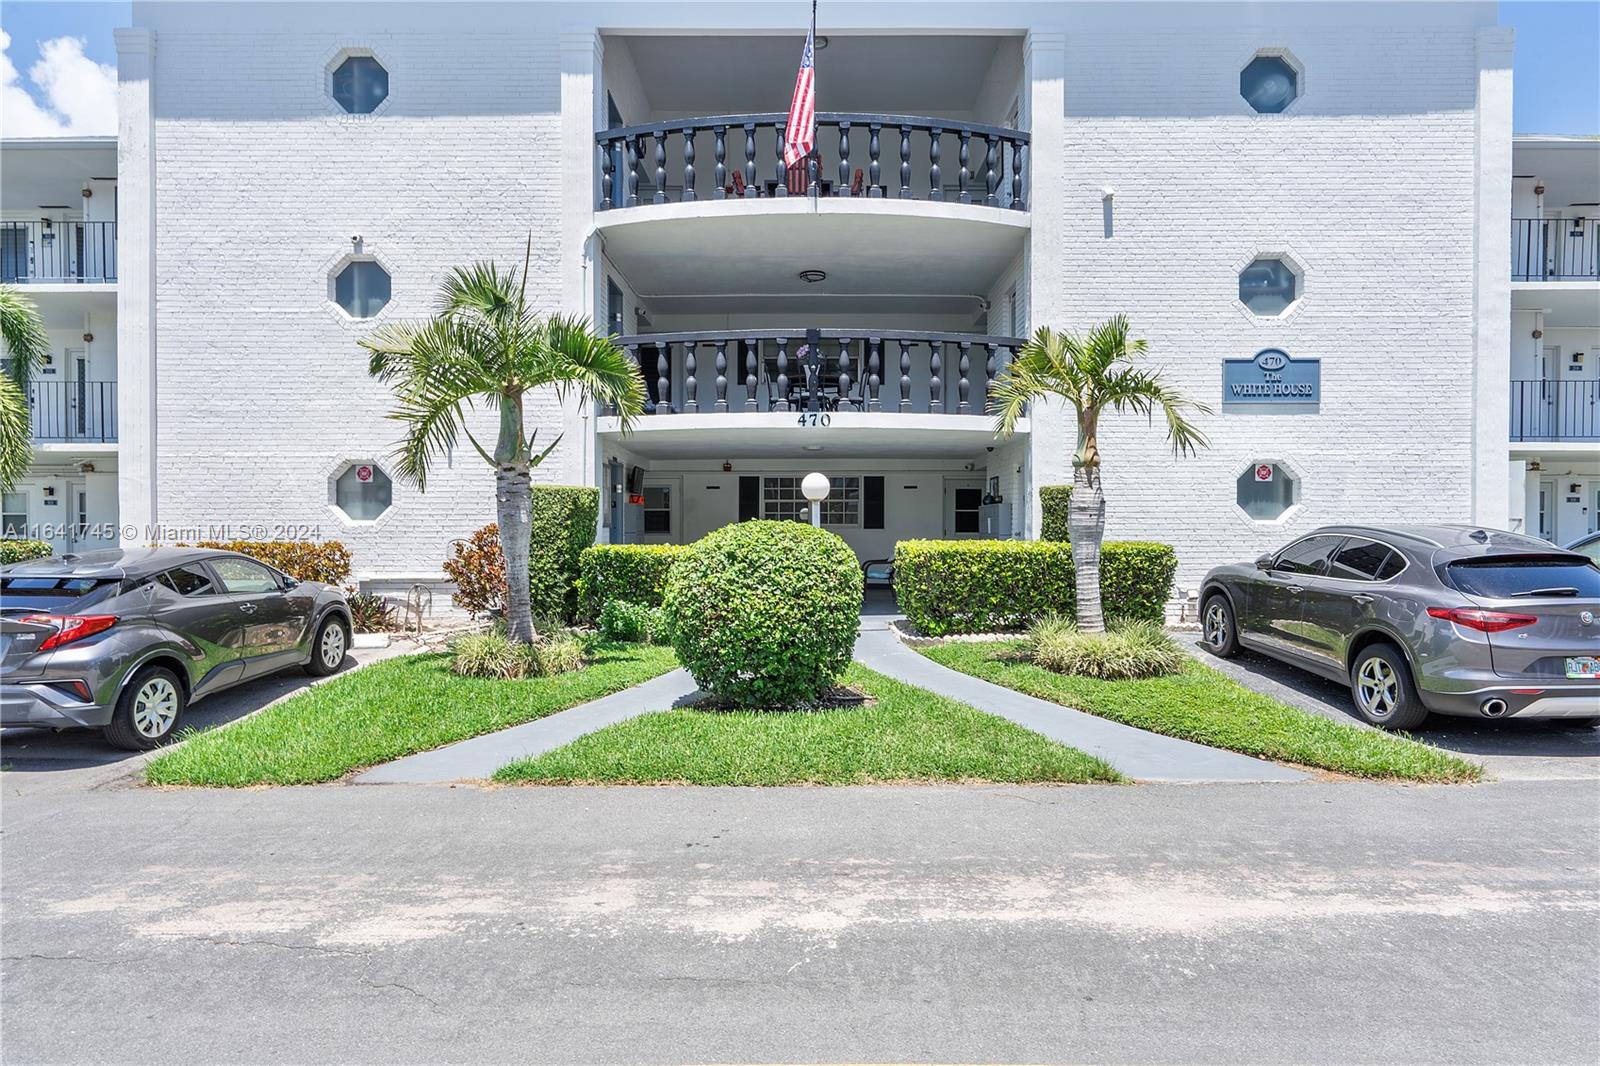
left=281, top=576, right=300, bottom=590
left=1254, top=554, right=1274, bottom=571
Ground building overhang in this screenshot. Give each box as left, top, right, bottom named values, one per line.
left=1511, top=283, right=1600, bottom=329
left=596, top=412, right=1026, bottom=461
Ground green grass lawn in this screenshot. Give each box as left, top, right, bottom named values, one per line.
left=495, top=664, right=1123, bottom=786
left=921, top=641, right=1483, bottom=783
left=146, top=643, right=680, bottom=787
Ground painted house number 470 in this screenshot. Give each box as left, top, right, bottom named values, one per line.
left=796, top=412, right=832, bottom=427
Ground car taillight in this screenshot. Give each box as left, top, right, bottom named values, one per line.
left=19, top=614, right=118, bottom=652
left=1426, top=606, right=1538, bottom=633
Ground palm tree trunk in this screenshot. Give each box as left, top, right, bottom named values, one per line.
left=496, top=463, right=535, bottom=643
left=1069, top=461, right=1107, bottom=633
left=495, top=391, right=536, bottom=644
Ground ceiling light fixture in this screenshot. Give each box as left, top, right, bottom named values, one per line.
left=798, top=269, right=827, bottom=283
left=802, top=444, right=824, bottom=452
left=815, top=35, right=829, bottom=49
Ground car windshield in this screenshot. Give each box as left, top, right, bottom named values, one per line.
left=1445, top=556, right=1600, bottom=599
left=0, top=576, right=121, bottom=614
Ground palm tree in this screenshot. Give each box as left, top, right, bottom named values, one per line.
left=0, top=285, right=51, bottom=492
left=989, top=315, right=1210, bottom=633
left=362, top=245, right=646, bottom=643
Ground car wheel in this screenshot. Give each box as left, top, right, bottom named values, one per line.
left=1200, top=594, right=1240, bottom=658
left=1349, top=643, right=1428, bottom=730
left=105, top=666, right=186, bottom=751
left=304, top=615, right=349, bottom=677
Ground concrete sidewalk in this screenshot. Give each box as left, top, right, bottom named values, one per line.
left=354, top=668, right=699, bottom=784
left=854, top=628, right=1307, bottom=783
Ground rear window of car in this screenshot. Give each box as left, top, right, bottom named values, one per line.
left=1445, top=556, right=1600, bottom=599
left=0, top=576, right=121, bottom=613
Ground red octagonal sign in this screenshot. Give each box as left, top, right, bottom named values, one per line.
left=356, top=465, right=374, bottom=483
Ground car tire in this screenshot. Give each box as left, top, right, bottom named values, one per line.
left=1200, top=593, right=1241, bottom=658
left=304, top=615, right=349, bottom=677
left=1349, top=643, right=1428, bottom=730
left=105, top=665, right=187, bottom=751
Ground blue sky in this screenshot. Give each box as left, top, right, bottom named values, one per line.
left=2, top=1, right=1597, bottom=136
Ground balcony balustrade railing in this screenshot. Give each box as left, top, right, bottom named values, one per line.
left=1511, top=218, right=1599, bottom=281
left=606, top=329, right=1023, bottom=417
left=1510, top=379, right=1599, bottom=442
left=597, top=113, right=1029, bottom=212
left=26, top=380, right=118, bottom=443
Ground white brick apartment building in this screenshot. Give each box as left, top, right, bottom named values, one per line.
left=5, top=0, right=1566, bottom=602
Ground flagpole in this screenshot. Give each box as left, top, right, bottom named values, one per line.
left=809, top=0, right=819, bottom=200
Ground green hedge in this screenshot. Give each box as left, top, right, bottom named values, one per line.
left=577, top=543, right=690, bottom=619
left=1039, top=485, right=1072, bottom=542
left=664, top=520, right=862, bottom=706
left=0, top=539, right=52, bottom=565
left=528, top=486, right=599, bottom=622
left=194, top=540, right=352, bottom=584
left=894, top=539, right=1177, bottom=636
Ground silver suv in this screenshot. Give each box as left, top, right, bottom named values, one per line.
left=1, top=547, right=351, bottom=749
left=1199, top=525, right=1600, bottom=729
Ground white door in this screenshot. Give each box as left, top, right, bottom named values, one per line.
left=640, top=477, right=680, bottom=544
left=1538, top=480, right=1556, bottom=541
left=944, top=478, right=984, bottom=539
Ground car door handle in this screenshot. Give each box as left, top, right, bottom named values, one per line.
left=1351, top=594, right=1374, bottom=605
left=1285, top=585, right=1302, bottom=594
left=238, top=602, right=257, bottom=615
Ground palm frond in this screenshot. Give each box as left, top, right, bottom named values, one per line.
left=1100, top=365, right=1213, bottom=457
left=0, top=374, right=33, bottom=492
left=531, top=315, right=647, bottom=430
left=0, top=285, right=50, bottom=388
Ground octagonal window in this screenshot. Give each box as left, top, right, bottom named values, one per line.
left=1238, top=257, right=1299, bottom=316
left=1237, top=462, right=1300, bottom=521
left=332, top=55, right=388, bottom=114
left=334, top=260, right=390, bottom=318
left=334, top=463, right=392, bottom=521
left=1240, top=55, right=1298, bottom=114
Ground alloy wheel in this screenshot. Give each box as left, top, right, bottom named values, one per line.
left=321, top=623, right=347, bottom=670
left=1204, top=602, right=1229, bottom=650
left=1356, top=657, right=1398, bottom=718
left=132, top=677, right=180, bottom=738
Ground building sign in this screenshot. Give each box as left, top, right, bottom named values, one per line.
left=355, top=465, right=374, bottom=483
left=1223, top=348, right=1320, bottom=406
left=1254, top=463, right=1274, bottom=482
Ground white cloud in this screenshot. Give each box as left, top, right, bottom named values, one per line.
left=1, top=29, right=116, bottom=137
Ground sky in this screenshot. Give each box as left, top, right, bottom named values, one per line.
left=1, top=1, right=1597, bottom=138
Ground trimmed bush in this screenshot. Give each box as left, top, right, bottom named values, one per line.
left=0, top=539, right=52, bottom=565
left=893, top=539, right=1177, bottom=636
left=443, top=524, right=506, bottom=617
left=529, top=486, right=599, bottom=623
left=664, top=521, right=863, bottom=707
left=1027, top=616, right=1185, bottom=679
left=195, top=540, right=352, bottom=584
left=1039, top=485, right=1073, bottom=541
left=577, top=543, right=689, bottom=619
left=598, top=599, right=670, bottom=644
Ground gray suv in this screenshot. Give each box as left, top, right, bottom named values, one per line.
left=1199, top=525, right=1600, bottom=729
left=1, top=547, right=351, bottom=749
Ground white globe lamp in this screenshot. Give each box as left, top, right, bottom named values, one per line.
left=801, top=472, right=831, bottom=528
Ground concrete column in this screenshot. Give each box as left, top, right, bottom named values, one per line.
left=559, top=29, right=603, bottom=491
left=114, top=27, right=156, bottom=543
left=1472, top=27, right=1514, bottom=529
left=1023, top=30, right=1066, bottom=539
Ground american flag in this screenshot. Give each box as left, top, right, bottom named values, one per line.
left=782, top=21, right=817, bottom=169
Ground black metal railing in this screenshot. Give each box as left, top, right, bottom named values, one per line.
left=1511, top=218, right=1599, bottom=281
left=1510, top=379, right=1599, bottom=442
left=26, top=380, right=118, bottom=442
left=0, top=221, right=117, bottom=283
left=606, top=329, right=1024, bottom=417
left=597, top=114, right=1029, bottom=212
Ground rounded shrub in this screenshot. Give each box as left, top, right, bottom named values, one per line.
left=663, top=520, right=863, bottom=707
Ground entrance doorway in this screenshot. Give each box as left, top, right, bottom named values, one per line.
left=944, top=477, right=984, bottom=539
left=640, top=477, right=680, bottom=544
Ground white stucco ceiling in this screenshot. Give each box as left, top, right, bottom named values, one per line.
left=598, top=201, right=1027, bottom=319
left=1513, top=138, right=1600, bottom=213
left=597, top=413, right=1025, bottom=460
left=0, top=140, right=117, bottom=211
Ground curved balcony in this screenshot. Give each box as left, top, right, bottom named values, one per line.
left=597, top=113, right=1028, bottom=214
left=606, top=328, right=1023, bottom=418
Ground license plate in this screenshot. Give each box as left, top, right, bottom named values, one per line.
left=1567, top=657, right=1600, bottom=679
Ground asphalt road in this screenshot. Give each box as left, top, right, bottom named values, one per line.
left=4, top=777, right=1597, bottom=1064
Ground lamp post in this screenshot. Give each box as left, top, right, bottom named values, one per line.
left=801, top=471, right=830, bottom=529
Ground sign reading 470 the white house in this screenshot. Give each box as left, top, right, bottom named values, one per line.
left=1222, top=348, right=1320, bottom=407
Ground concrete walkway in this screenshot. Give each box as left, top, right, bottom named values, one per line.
left=354, top=668, right=699, bottom=784
left=854, top=629, right=1308, bottom=783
